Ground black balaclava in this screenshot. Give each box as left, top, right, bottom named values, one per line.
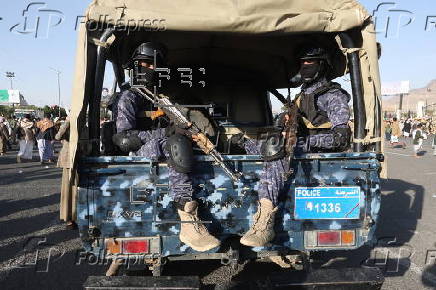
left=299, top=60, right=324, bottom=84
left=132, top=60, right=158, bottom=88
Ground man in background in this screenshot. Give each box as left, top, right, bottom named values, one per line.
left=390, top=117, right=406, bottom=149
left=36, top=113, right=56, bottom=164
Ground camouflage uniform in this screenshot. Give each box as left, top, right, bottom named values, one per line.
left=299, top=77, right=351, bottom=151
left=113, top=89, right=193, bottom=201
left=243, top=139, right=289, bottom=207
left=242, top=77, right=350, bottom=206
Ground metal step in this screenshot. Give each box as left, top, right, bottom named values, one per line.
left=83, top=276, right=200, bottom=290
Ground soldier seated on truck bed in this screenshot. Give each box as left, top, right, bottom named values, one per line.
left=231, top=44, right=352, bottom=247
left=111, top=42, right=221, bottom=252
left=294, top=44, right=352, bottom=153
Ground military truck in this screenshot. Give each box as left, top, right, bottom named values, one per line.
left=68, top=0, right=385, bottom=288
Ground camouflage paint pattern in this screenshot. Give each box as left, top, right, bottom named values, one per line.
left=77, top=152, right=381, bottom=258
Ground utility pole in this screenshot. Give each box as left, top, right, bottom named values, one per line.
left=49, top=67, right=61, bottom=117
left=5, top=72, right=15, bottom=89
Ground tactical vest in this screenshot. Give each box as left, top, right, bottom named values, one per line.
left=295, top=82, right=343, bottom=135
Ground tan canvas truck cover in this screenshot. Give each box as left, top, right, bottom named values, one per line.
left=69, top=0, right=383, bottom=180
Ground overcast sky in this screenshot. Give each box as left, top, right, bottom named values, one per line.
left=1, top=0, right=435, bottom=108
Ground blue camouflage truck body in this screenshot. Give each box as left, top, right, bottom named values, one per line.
left=77, top=152, right=381, bottom=259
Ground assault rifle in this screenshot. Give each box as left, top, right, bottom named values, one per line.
left=269, top=88, right=299, bottom=173
left=131, top=87, right=242, bottom=182
left=283, top=100, right=299, bottom=159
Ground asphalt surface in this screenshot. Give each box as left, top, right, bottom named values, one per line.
left=0, top=139, right=436, bottom=289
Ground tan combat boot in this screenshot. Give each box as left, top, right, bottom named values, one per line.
left=240, top=198, right=278, bottom=247
left=177, top=201, right=221, bottom=252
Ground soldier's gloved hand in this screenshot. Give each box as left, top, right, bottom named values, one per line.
left=165, top=122, right=192, bottom=138
left=165, top=109, right=215, bottom=139
left=112, top=130, right=143, bottom=153
left=274, top=112, right=288, bottom=130
left=333, top=127, right=351, bottom=151
left=186, top=110, right=215, bottom=137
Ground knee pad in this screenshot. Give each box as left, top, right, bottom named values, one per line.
left=112, top=130, right=142, bottom=153
left=166, top=134, right=194, bottom=174
left=260, top=133, right=286, bottom=161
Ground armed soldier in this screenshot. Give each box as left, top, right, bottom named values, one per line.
left=232, top=44, right=351, bottom=247
left=294, top=45, right=351, bottom=153
left=111, top=42, right=220, bottom=252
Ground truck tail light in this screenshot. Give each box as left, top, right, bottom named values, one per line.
left=306, top=230, right=356, bottom=248
left=317, top=231, right=341, bottom=246
left=106, top=239, right=121, bottom=254
left=105, top=239, right=150, bottom=255
left=341, top=230, right=355, bottom=246
left=122, top=240, right=149, bottom=254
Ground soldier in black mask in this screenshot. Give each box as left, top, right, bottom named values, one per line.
left=232, top=44, right=352, bottom=248
left=111, top=42, right=220, bottom=252
left=295, top=44, right=352, bottom=152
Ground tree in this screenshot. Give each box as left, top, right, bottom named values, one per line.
left=0, top=106, right=15, bottom=117
left=42, top=105, right=67, bottom=118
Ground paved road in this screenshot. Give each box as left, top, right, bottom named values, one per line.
left=0, top=139, right=435, bottom=289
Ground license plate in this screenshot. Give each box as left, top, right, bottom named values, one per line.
left=294, top=187, right=361, bottom=220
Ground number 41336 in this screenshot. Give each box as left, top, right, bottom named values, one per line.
left=306, top=202, right=341, bottom=213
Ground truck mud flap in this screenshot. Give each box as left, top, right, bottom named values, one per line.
left=232, top=267, right=384, bottom=290
left=83, top=276, right=200, bottom=290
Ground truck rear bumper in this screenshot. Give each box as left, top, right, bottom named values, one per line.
left=247, top=267, right=384, bottom=289
left=84, top=276, right=200, bottom=290
left=83, top=267, right=383, bottom=290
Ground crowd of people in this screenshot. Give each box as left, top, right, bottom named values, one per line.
left=384, top=116, right=436, bottom=157
left=0, top=113, right=74, bottom=228
left=0, top=113, right=68, bottom=164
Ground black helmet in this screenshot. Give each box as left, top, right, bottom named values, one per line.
left=128, top=42, right=167, bottom=88
left=297, top=44, right=332, bottom=83
left=127, top=42, right=167, bottom=68
left=298, top=45, right=330, bottom=64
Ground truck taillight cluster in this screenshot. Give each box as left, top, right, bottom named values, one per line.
left=305, top=230, right=356, bottom=248
left=105, top=239, right=150, bottom=255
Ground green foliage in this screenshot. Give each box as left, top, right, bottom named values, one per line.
left=42, top=105, right=67, bottom=118
left=0, top=105, right=15, bottom=117
left=0, top=105, right=67, bottom=119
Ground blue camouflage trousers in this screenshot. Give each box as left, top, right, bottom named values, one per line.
left=243, top=139, right=289, bottom=207
left=135, top=128, right=193, bottom=201
left=134, top=129, right=288, bottom=206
